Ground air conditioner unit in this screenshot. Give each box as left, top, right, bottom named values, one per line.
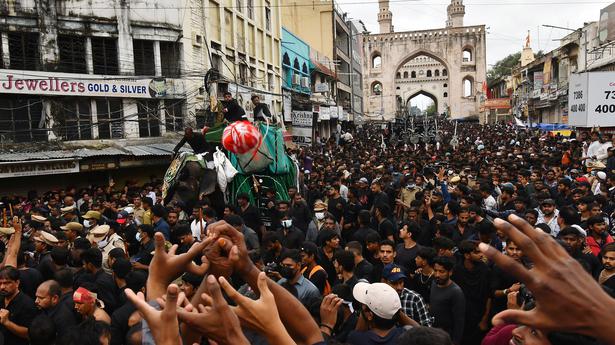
left=300, top=77, right=310, bottom=88
left=292, top=74, right=301, bottom=85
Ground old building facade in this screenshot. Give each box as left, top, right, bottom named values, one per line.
left=363, top=0, right=487, bottom=121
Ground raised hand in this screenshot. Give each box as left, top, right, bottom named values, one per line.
left=479, top=215, right=615, bottom=343
left=177, top=275, right=249, bottom=345
left=319, top=294, right=343, bottom=335
left=219, top=272, right=294, bottom=345
left=204, top=221, right=254, bottom=277
left=147, top=232, right=212, bottom=300
left=125, top=284, right=181, bottom=345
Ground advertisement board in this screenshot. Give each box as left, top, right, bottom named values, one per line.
left=568, top=72, right=615, bottom=127
left=319, top=106, right=331, bottom=121
left=0, top=159, right=80, bottom=178
left=291, top=110, right=313, bottom=145
left=0, top=69, right=183, bottom=98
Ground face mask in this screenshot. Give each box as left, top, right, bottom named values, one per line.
left=97, top=240, right=108, bottom=248
left=315, top=212, right=325, bottom=220
left=281, top=219, right=293, bottom=228
left=136, top=232, right=142, bottom=242
left=279, top=266, right=296, bottom=280
left=83, top=220, right=91, bottom=228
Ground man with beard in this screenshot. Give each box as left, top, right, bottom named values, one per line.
left=237, top=193, right=263, bottom=237
left=277, top=249, right=320, bottom=305
left=537, top=198, right=560, bottom=236
left=599, top=243, right=615, bottom=292
left=34, top=280, right=76, bottom=336
left=317, top=230, right=341, bottom=286
left=452, top=241, right=491, bottom=345
left=430, top=256, right=465, bottom=345
left=490, top=241, right=523, bottom=317
left=586, top=215, right=615, bottom=256
left=0, top=266, right=37, bottom=345
left=558, top=226, right=601, bottom=277
left=450, top=208, right=475, bottom=245
left=381, top=263, right=433, bottom=327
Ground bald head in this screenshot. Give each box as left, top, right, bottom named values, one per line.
left=35, top=280, right=61, bottom=310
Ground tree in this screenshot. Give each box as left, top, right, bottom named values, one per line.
left=426, top=103, right=437, bottom=116
left=487, top=52, right=521, bottom=85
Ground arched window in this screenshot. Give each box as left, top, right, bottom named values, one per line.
left=435, top=69, right=440, bottom=77
left=372, top=53, right=382, bottom=68
left=426, top=70, right=432, bottom=77
left=283, top=53, right=290, bottom=66
left=302, top=63, right=308, bottom=74
left=293, top=58, right=300, bottom=70
left=403, top=71, right=408, bottom=78
left=463, top=48, right=473, bottom=62
left=372, top=82, right=382, bottom=95
left=411, top=71, right=416, bottom=78
left=396, top=72, right=401, bottom=79
left=463, top=77, right=473, bottom=97
left=443, top=92, right=448, bottom=97
left=442, top=69, right=448, bottom=76
left=444, top=83, right=448, bottom=87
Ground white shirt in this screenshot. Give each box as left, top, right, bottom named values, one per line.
left=536, top=208, right=561, bottom=237
left=190, top=219, right=206, bottom=241
left=483, top=195, right=497, bottom=211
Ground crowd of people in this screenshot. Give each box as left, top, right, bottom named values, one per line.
left=1, top=119, right=615, bottom=345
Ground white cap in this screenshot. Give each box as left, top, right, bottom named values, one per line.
left=597, top=171, right=607, bottom=180
left=571, top=224, right=587, bottom=237
left=352, top=282, right=401, bottom=319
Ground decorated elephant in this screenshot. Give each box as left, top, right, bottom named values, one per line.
left=162, top=153, right=226, bottom=216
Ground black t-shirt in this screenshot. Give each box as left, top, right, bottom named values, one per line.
left=395, top=243, right=420, bottom=273
left=110, top=302, right=137, bottom=345
left=0, top=291, right=38, bottom=345
left=328, top=196, right=347, bottom=222
left=239, top=205, right=262, bottom=234
left=378, top=219, right=396, bottom=240
left=410, top=271, right=434, bottom=303
left=45, top=303, right=78, bottom=336
left=302, top=266, right=329, bottom=295
left=277, top=227, right=305, bottom=250
left=355, top=259, right=374, bottom=282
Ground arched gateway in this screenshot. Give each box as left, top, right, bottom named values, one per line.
left=363, top=0, right=487, bottom=120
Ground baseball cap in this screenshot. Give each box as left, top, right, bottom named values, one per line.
left=359, top=177, right=369, bottom=184
left=541, top=198, right=555, bottom=206
left=116, top=211, right=129, bottom=224
left=82, top=211, right=101, bottom=220
left=382, top=263, right=407, bottom=282
left=352, top=282, right=401, bottom=319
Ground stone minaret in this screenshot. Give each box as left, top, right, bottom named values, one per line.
left=378, top=0, right=393, bottom=33
left=446, top=0, right=465, bottom=28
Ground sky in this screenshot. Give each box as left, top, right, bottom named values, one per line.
left=336, top=0, right=611, bottom=66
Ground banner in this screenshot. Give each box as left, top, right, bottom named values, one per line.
left=0, top=69, right=184, bottom=98
left=330, top=106, right=339, bottom=119
left=283, top=93, right=292, bottom=122
left=568, top=72, right=615, bottom=127
left=319, top=106, right=330, bottom=121
left=0, top=159, right=79, bottom=178
left=291, top=110, right=313, bottom=146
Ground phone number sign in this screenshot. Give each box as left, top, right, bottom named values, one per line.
left=569, top=71, right=615, bottom=127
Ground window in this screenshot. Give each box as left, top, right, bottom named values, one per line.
left=160, top=41, right=181, bottom=77
left=0, top=96, right=46, bottom=143
left=61, top=99, right=92, bottom=140
left=293, top=58, right=300, bottom=70
left=165, top=100, right=184, bottom=133
left=302, top=63, right=308, bottom=74
left=411, top=71, right=416, bottom=78
left=444, top=83, right=448, bottom=87
left=0, top=35, right=3, bottom=69
left=372, top=54, right=381, bottom=68
left=92, top=37, right=119, bottom=75
left=282, top=53, right=290, bottom=66
left=57, top=35, right=87, bottom=73
left=403, top=71, right=408, bottom=78
left=444, top=92, right=448, bottom=97
left=250, top=67, right=257, bottom=87
left=463, top=78, right=473, bottom=97
left=137, top=100, right=161, bottom=137
left=265, top=6, right=271, bottom=31
left=96, top=99, right=123, bottom=139
left=426, top=70, right=432, bottom=77
left=463, top=48, right=473, bottom=62
left=211, top=54, right=221, bottom=71
left=268, top=72, right=274, bottom=91
left=442, top=69, right=448, bottom=76
left=396, top=72, right=401, bottom=79
left=435, top=69, right=440, bottom=77
left=247, top=0, right=254, bottom=19
left=239, top=63, right=248, bottom=84
left=236, top=0, right=242, bottom=13
left=133, top=40, right=155, bottom=75
left=372, top=82, right=382, bottom=95
left=8, top=32, right=40, bottom=71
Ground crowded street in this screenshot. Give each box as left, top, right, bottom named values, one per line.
left=3, top=0, right=615, bottom=345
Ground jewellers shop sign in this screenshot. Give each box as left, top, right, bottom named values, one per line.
left=0, top=159, right=80, bottom=178
left=0, top=69, right=183, bottom=99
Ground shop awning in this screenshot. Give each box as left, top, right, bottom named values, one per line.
left=310, top=59, right=337, bottom=79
